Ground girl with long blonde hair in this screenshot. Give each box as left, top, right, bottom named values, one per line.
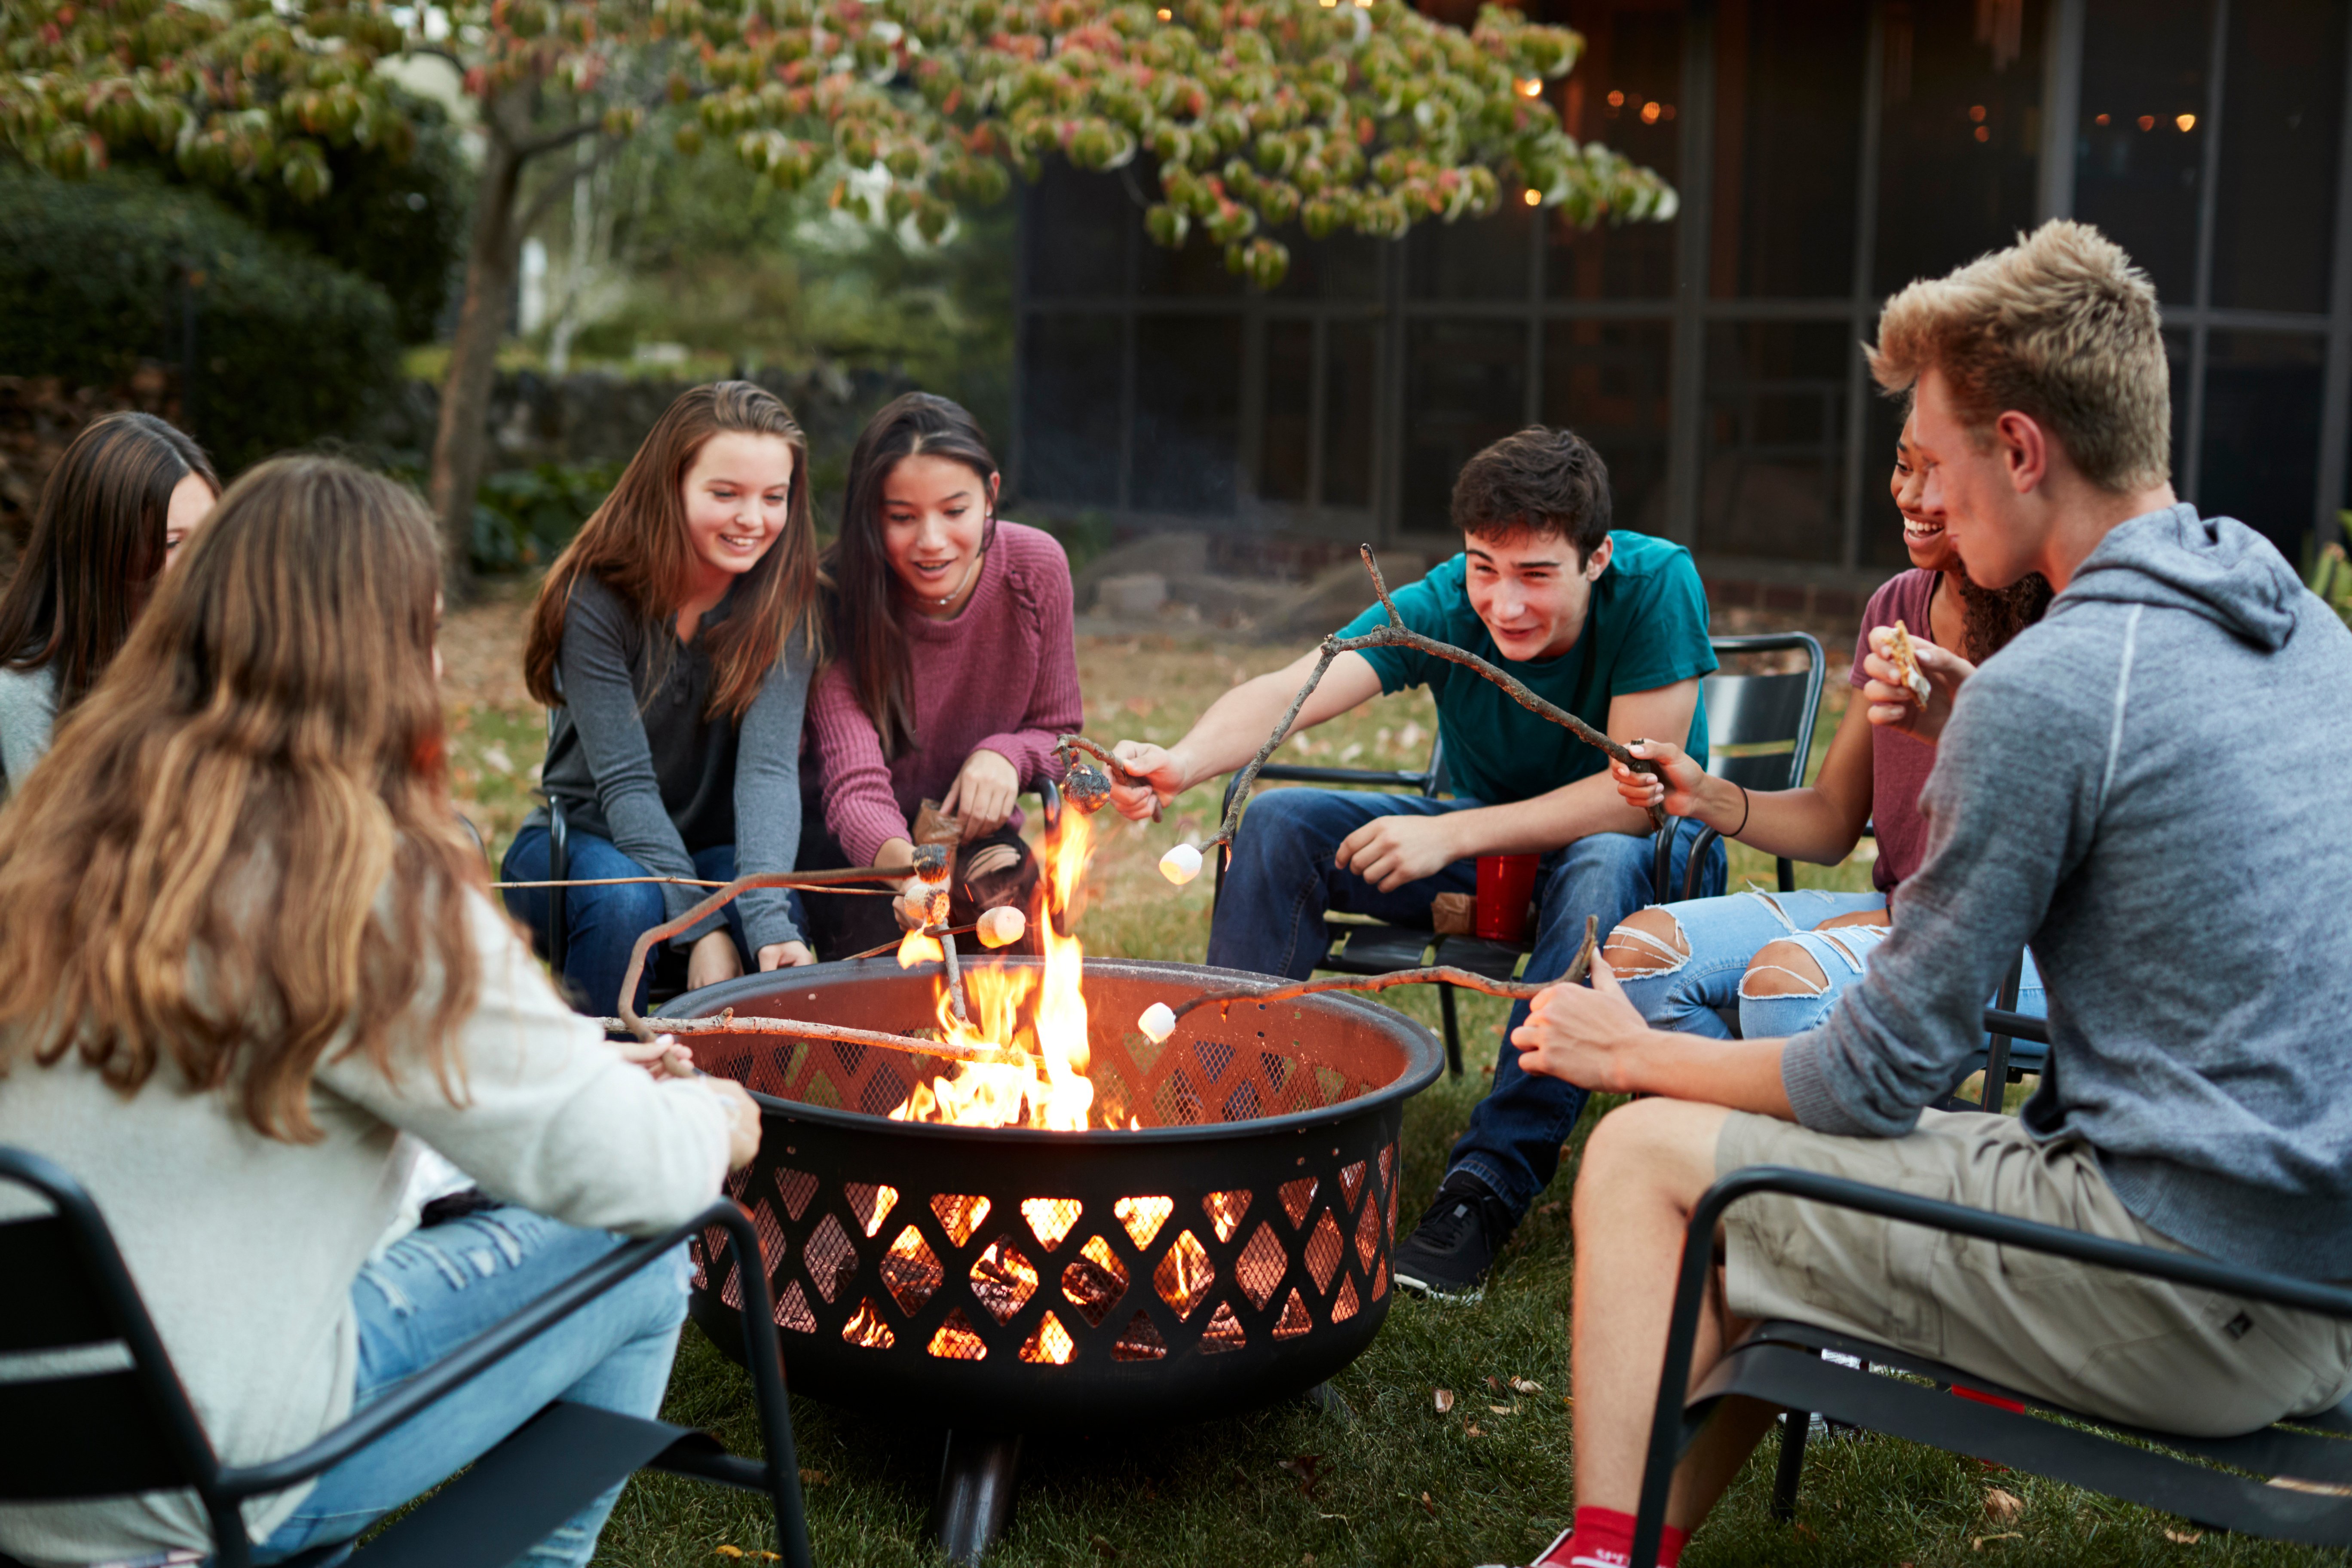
left=0, top=457, right=757, bottom=1568
left=507, top=380, right=823, bottom=1012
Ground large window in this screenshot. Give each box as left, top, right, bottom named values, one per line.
left=1014, top=0, right=2352, bottom=571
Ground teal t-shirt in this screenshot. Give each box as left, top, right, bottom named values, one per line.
left=1336, top=530, right=1716, bottom=807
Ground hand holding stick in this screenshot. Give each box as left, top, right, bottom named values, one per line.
left=1057, top=734, right=1162, bottom=821
left=1204, top=547, right=1666, bottom=859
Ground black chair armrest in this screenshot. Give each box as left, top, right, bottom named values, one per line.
left=546, top=796, right=570, bottom=974
left=1982, top=1008, right=2049, bottom=1046
left=1031, top=775, right=1062, bottom=830
left=216, top=1200, right=796, bottom=1515
left=1246, top=762, right=1440, bottom=790
left=1631, top=1165, right=2352, bottom=1568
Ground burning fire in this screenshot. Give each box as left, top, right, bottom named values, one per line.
left=890, top=809, right=1119, bottom=1131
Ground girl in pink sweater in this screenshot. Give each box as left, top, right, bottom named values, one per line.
left=799, top=393, right=1083, bottom=957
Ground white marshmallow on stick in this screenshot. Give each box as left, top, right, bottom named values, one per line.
left=1158, top=842, right=1203, bottom=886
left=1137, top=1002, right=1177, bottom=1043
left=974, top=905, right=1028, bottom=949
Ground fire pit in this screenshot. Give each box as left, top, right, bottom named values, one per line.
left=674, top=952, right=1441, bottom=1557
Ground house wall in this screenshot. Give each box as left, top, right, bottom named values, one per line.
left=1012, top=0, right=2352, bottom=586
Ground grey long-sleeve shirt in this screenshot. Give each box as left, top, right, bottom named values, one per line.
left=1783, top=505, right=2352, bottom=1277
left=526, top=573, right=811, bottom=952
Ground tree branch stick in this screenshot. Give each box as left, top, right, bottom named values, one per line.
left=598, top=1011, right=1021, bottom=1066
left=1210, top=545, right=1665, bottom=851
left=1169, top=917, right=1599, bottom=1023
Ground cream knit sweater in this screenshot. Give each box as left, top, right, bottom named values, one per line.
left=0, top=885, right=734, bottom=1567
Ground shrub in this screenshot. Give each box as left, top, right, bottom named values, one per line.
left=471, top=461, right=621, bottom=575
left=0, top=166, right=399, bottom=473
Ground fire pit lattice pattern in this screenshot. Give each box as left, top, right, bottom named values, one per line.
left=693, top=1121, right=1401, bottom=1369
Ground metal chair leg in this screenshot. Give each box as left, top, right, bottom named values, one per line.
left=1439, top=983, right=1463, bottom=1078
left=1770, top=1409, right=1809, bottom=1522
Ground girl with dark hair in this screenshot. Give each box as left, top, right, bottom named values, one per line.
left=0, top=456, right=755, bottom=1568
left=798, top=392, right=1083, bottom=958
left=1598, top=411, right=2055, bottom=1041
left=503, top=381, right=823, bottom=1014
left=0, top=410, right=218, bottom=790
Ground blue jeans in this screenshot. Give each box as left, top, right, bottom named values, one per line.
left=1205, top=788, right=1722, bottom=1216
left=1611, top=887, right=2048, bottom=1053
left=251, top=1209, right=691, bottom=1567
left=502, top=827, right=769, bottom=1017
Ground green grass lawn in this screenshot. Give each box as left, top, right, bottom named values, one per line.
left=437, top=610, right=2338, bottom=1568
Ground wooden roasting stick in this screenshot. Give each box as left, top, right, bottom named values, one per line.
left=1204, top=546, right=1666, bottom=860
left=1169, top=916, right=1599, bottom=1024
left=610, top=864, right=1019, bottom=1064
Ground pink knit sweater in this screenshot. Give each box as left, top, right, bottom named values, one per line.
left=808, top=521, right=1085, bottom=867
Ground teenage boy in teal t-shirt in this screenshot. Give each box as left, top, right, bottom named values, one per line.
left=1108, top=427, right=1721, bottom=1296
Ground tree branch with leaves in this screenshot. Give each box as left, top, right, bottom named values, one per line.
left=4, top=0, right=1672, bottom=590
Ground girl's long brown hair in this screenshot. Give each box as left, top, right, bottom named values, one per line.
left=0, top=411, right=220, bottom=710
left=524, top=382, right=820, bottom=718
left=0, top=456, right=483, bottom=1141
left=824, top=392, right=1000, bottom=758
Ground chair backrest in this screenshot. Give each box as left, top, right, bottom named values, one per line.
left=0, top=1147, right=220, bottom=1505
left=1423, top=733, right=1449, bottom=798
left=1698, top=632, right=1825, bottom=795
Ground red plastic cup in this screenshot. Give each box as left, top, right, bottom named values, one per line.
left=1474, top=853, right=1540, bottom=943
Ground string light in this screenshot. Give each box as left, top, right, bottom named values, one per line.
left=1516, top=78, right=1543, bottom=98
left=1606, top=89, right=1624, bottom=107
left=1522, top=188, right=1541, bottom=206
left=2137, top=114, right=2156, bottom=131
left=1975, top=126, right=1991, bottom=141
left=2177, top=113, right=2197, bottom=131
left=2095, top=112, right=2111, bottom=126
left=1639, top=100, right=1661, bottom=124
left=1969, top=104, right=1987, bottom=122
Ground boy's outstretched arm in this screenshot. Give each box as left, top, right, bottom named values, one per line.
left=1106, top=648, right=1384, bottom=818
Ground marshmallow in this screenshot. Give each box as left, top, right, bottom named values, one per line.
left=1158, top=842, right=1203, bottom=885
left=975, top=905, right=1028, bottom=949
left=1137, top=1002, right=1176, bottom=1044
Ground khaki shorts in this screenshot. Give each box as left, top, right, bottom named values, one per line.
left=1716, top=1109, right=2352, bottom=1437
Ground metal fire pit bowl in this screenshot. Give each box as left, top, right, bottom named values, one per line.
left=675, top=956, right=1442, bottom=1437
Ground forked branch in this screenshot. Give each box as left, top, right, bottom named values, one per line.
left=1168, top=916, right=1599, bottom=1023
left=1210, top=546, right=1666, bottom=854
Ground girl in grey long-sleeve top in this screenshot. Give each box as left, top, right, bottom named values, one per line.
left=0, top=411, right=217, bottom=794
left=501, top=383, right=824, bottom=1016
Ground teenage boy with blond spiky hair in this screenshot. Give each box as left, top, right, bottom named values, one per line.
left=1485, top=222, right=2352, bottom=1568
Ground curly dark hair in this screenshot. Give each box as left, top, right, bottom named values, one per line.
left=1954, top=570, right=2055, bottom=663
left=1451, top=426, right=1612, bottom=563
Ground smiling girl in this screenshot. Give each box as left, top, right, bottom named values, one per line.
left=797, top=393, right=1082, bottom=958
left=503, top=382, right=822, bottom=1014
left=1596, top=412, right=2053, bottom=1041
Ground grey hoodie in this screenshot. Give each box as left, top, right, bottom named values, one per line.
left=1783, top=504, right=2352, bottom=1276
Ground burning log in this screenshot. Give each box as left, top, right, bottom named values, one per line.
left=1160, top=917, right=1600, bottom=1027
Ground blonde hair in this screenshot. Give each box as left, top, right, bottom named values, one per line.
left=1868, top=220, right=2170, bottom=493
left=0, top=456, right=482, bottom=1141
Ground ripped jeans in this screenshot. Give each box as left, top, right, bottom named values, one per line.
left=249, top=1208, right=690, bottom=1567
left=1608, top=888, right=2046, bottom=1049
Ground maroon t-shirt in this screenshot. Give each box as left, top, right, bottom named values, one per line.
left=1853, top=570, right=1939, bottom=893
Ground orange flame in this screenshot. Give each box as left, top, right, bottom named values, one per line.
left=889, top=810, right=1104, bottom=1130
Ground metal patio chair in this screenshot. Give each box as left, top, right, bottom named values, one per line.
left=0, top=1145, right=815, bottom=1568
left=1630, top=1165, right=2352, bottom=1565
left=1213, top=632, right=1826, bottom=1075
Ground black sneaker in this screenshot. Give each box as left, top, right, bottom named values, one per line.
left=1393, top=1170, right=1516, bottom=1300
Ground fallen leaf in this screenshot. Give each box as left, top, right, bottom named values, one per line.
left=1972, top=1533, right=2022, bottom=1549
left=1481, top=1063, right=1495, bottom=1075
left=1464, top=1422, right=1485, bottom=1437
left=798, top=1469, right=827, bottom=1486
left=1485, top=1375, right=1502, bottom=1392
left=1278, top=1455, right=1326, bottom=1496
left=714, top=1550, right=744, bottom=1562
left=1419, top=1491, right=1439, bottom=1519
left=1434, top=1388, right=1455, bottom=1414
left=1512, top=1377, right=1544, bottom=1394
left=1300, top=1557, right=1315, bottom=1566
left=1984, top=1487, right=2024, bottom=1522
left=2164, top=1529, right=2204, bottom=1545
left=1092, top=1534, right=1121, bottom=1558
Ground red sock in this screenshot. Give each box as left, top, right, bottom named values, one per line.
left=1533, top=1507, right=1690, bottom=1568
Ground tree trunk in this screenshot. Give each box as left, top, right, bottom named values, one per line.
left=427, top=109, right=527, bottom=602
